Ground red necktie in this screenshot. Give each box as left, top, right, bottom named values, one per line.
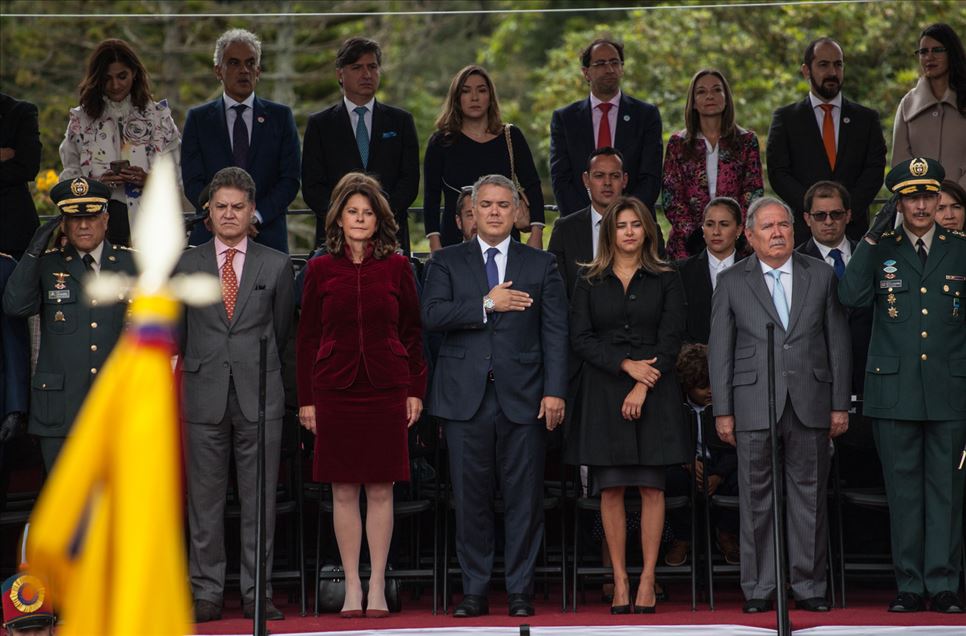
left=596, top=102, right=613, bottom=149
left=222, top=247, right=238, bottom=320
left=820, top=104, right=836, bottom=170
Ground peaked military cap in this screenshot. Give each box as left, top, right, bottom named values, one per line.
left=885, top=157, right=946, bottom=196
left=49, top=177, right=110, bottom=217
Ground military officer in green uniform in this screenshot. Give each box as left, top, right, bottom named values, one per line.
left=839, top=157, right=966, bottom=614
left=1, top=177, right=136, bottom=471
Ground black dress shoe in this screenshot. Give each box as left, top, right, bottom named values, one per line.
left=930, top=591, right=964, bottom=613
left=796, top=597, right=830, bottom=612
left=453, top=594, right=489, bottom=618
left=242, top=599, right=284, bottom=621
left=888, top=592, right=925, bottom=612
left=507, top=593, right=534, bottom=617
left=743, top=598, right=773, bottom=613
left=610, top=604, right=632, bottom=614
left=193, top=599, right=222, bottom=623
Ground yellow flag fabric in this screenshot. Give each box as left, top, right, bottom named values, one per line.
left=27, top=295, right=191, bottom=636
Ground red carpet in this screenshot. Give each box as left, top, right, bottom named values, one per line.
left=192, top=586, right=966, bottom=634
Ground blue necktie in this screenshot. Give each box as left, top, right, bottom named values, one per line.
left=485, top=247, right=500, bottom=289
left=354, top=106, right=370, bottom=168
left=231, top=104, right=249, bottom=170
left=768, top=270, right=790, bottom=329
left=828, top=248, right=846, bottom=280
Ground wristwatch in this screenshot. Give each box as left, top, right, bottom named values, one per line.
left=483, top=295, right=495, bottom=313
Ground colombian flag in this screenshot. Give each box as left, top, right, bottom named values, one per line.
left=27, top=294, right=191, bottom=635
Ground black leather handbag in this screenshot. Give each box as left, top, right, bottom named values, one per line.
left=317, top=565, right=402, bottom=613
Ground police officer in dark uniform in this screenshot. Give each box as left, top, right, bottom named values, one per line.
left=839, top=157, right=966, bottom=614
left=1, top=177, right=136, bottom=471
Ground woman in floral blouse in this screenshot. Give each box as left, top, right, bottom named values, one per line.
left=661, top=69, right=763, bottom=260
left=59, top=38, right=181, bottom=245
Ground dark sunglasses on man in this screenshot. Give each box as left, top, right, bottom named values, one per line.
left=806, top=210, right=847, bottom=222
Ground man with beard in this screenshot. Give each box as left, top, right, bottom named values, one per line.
left=767, top=37, right=886, bottom=245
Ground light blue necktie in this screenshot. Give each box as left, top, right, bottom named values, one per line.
left=354, top=106, right=370, bottom=168
left=768, top=270, right=790, bottom=329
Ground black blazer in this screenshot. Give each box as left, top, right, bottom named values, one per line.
left=766, top=96, right=886, bottom=244
left=675, top=249, right=747, bottom=345
left=547, top=205, right=595, bottom=300
left=0, top=94, right=41, bottom=257
left=302, top=100, right=420, bottom=251
left=422, top=239, right=569, bottom=424
left=796, top=237, right=872, bottom=396
left=550, top=93, right=663, bottom=216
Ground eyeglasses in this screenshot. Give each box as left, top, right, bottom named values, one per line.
left=915, top=46, right=947, bottom=56
left=806, top=210, right=847, bottom=221
left=589, top=59, right=623, bottom=70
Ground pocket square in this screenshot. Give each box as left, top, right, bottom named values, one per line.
left=382, top=131, right=398, bottom=139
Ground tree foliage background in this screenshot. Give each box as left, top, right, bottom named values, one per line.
left=1, top=0, right=962, bottom=251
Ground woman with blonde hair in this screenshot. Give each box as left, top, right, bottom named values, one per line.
left=565, top=196, right=689, bottom=613
left=423, top=65, right=544, bottom=250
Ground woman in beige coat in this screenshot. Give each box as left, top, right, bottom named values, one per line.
left=892, top=23, right=966, bottom=188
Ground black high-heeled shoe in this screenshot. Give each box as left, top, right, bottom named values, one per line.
left=610, top=604, right=632, bottom=614
left=633, top=604, right=656, bottom=614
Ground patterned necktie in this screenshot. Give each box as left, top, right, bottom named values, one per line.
left=596, top=102, right=613, bottom=149
left=222, top=248, right=239, bottom=320
left=916, top=238, right=928, bottom=266
left=82, top=253, right=96, bottom=274
left=231, top=104, right=249, bottom=171
left=768, top=270, right=790, bottom=329
left=819, top=104, right=836, bottom=170
left=485, top=247, right=500, bottom=289
left=354, top=106, right=370, bottom=168
left=827, top=248, right=846, bottom=280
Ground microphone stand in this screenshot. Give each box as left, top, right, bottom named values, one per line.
left=254, top=336, right=268, bottom=636
left=767, top=323, right=791, bottom=636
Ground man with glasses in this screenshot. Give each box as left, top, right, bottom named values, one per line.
left=181, top=28, right=301, bottom=253
left=550, top=38, right=663, bottom=222
left=767, top=37, right=886, bottom=245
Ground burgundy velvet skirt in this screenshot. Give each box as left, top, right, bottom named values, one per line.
left=313, top=370, right=410, bottom=483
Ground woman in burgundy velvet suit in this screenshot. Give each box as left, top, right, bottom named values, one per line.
left=296, top=172, right=427, bottom=617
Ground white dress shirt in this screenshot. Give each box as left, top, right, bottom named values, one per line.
left=707, top=250, right=736, bottom=291
left=809, top=92, right=843, bottom=147
left=699, top=134, right=720, bottom=198
left=345, top=95, right=375, bottom=141
left=590, top=90, right=621, bottom=147
left=590, top=206, right=603, bottom=258
left=223, top=92, right=255, bottom=150
left=760, top=256, right=794, bottom=311
left=814, top=236, right=852, bottom=267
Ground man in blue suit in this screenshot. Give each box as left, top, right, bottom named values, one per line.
left=550, top=38, right=663, bottom=218
left=422, top=174, right=568, bottom=618
left=181, top=28, right=301, bottom=253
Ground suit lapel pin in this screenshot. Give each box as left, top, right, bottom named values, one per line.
left=257, top=116, right=265, bottom=123
left=623, top=114, right=630, bottom=121
left=108, top=255, right=117, bottom=262
left=843, top=117, right=851, bottom=124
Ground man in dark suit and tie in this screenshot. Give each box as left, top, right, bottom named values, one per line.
left=548, top=146, right=626, bottom=299
left=0, top=93, right=42, bottom=260
left=181, top=28, right=301, bottom=254
left=796, top=180, right=872, bottom=396
left=422, top=174, right=568, bottom=618
left=550, top=38, right=663, bottom=219
left=302, top=37, right=419, bottom=253
left=176, top=167, right=294, bottom=623
left=767, top=37, right=886, bottom=245
left=709, top=196, right=851, bottom=613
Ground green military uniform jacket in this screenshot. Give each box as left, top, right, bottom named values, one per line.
left=838, top=225, right=966, bottom=421
left=1, top=241, right=136, bottom=437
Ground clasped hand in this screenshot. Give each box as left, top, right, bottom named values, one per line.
left=621, top=357, right=660, bottom=388
left=488, top=281, right=532, bottom=312
left=621, top=382, right=648, bottom=420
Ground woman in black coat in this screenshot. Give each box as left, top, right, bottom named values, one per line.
left=565, top=196, right=689, bottom=614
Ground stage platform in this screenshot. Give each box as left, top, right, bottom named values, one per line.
left=191, top=586, right=966, bottom=635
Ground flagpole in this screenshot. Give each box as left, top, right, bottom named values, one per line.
left=254, top=336, right=268, bottom=636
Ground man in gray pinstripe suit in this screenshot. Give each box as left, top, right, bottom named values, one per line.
left=709, top=197, right=851, bottom=613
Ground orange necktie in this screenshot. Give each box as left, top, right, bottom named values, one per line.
left=820, top=103, right=836, bottom=170
left=222, top=247, right=238, bottom=320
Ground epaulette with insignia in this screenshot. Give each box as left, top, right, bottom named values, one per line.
left=43, top=247, right=59, bottom=254
left=881, top=230, right=896, bottom=237
left=950, top=229, right=966, bottom=240
left=113, top=244, right=136, bottom=252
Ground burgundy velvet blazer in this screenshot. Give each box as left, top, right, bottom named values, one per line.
left=296, top=249, right=427, bottom=404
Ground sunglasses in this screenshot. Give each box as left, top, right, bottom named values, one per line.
left=915, top=46, right=947, bottom=56
left=806, top=210, right=847, bottom=222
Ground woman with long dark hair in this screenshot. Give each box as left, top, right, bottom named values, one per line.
left=661, top=68, right=762, bottom=260
left=59, top=38, right=180, bottom=245
left=893, top=23, right=966, bottom=187
left=423, top=65, right=544, bottom=251
left=565, top=197, right=689, bottom=613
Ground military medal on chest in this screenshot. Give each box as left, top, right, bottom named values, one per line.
left=53, top=271, right=70, bottom=290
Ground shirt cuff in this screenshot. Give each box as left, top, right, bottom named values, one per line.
left=426, top=232, right=441, bottom=238
left=529, top=222, right=546, bottom=228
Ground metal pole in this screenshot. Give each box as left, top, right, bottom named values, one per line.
left=767, top=323, right=791, bottom=636
left=254, top=336, right=268, bottom=636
